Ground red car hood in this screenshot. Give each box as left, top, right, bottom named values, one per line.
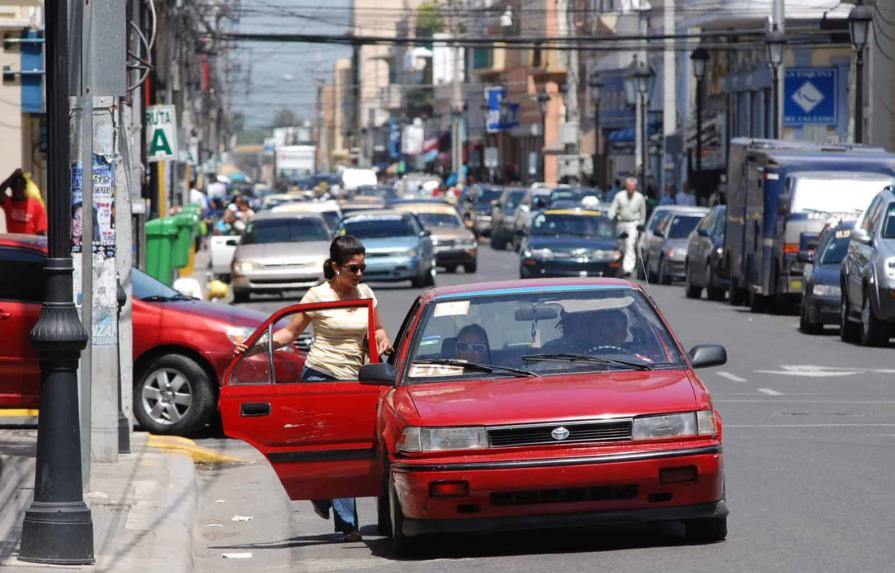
left=402, top=370, right=698, bottom=427
left=148, top=299, right=268, bottom=328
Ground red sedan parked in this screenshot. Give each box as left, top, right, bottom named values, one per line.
left=0, top=234, right=305, bottom=436
left=221, top=279, right=729, bottom=553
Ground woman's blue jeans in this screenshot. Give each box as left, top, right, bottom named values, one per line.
left=301, top=366, right=359, bottom=533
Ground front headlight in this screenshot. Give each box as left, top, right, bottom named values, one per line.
left=233, top=261, right=254, bottom=273
left=592, top=249, right=622, bottom=261
left=665, top=248, right=687, bottom=260
left=885, top=257, right=895, bottom=281
left=225, top=326, right=256, bottom=346
left=715, top=247, right=723, bottom=257
left=530, top=248, right=553, bottom=260
left=404, top=248, right=419, bottom=258
left=397, top=426, right=489, bottom=453
left=632, top=411, right=716, bottom=440
left=812, top=284, right=841, bottom=297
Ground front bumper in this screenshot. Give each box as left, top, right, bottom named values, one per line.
left=392, top=444, right=724, bottom=536
left=663, top=259, right=686, bottom=280
left=806, top=294, right=840, bottom=325
left=435, top=247, right=477, bottom=266
left=521, top=257, right=622, bottom=278
left=364, top=255, right=424, bottom=281
left=232, top=269, right=322, bottom=291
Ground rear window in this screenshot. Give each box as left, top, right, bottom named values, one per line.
left=416, top=213, right=463, bottom=228
left=241, top=218, right=331, bottom=244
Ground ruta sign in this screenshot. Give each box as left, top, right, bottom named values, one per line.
left=146, top=105, right=178, bottom=162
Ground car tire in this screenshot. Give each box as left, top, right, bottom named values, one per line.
left=376, top=494, right=390, bottom=536
left=425, top=265, right=436, bottom=287
left=707, top=286, right=726, bottom=302
left=840, top=289, right=861, bottom=343
left=749, top=291, right=766, bottom=313
left=684, top=262, right=702, bottom=299
left=134, top=353, right=215, bottom=436
left=860, top=290, right=890, bottom=347
left=685, top=516, right=727, bottom=544
left=232, top=289, right=250, bottom=303
left=658, top=259, right=672, bottom=285
left=464, top=261, right=477, bottom=273
left=445, top=264, right=458, bottom=274
left=799, top=301, right=824, bottom=334
left=647, top=258, right=659, bottom=283
left=388, top=475, right=412, bottom=556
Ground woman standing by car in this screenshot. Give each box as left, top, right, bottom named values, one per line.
left=233, top=235, right=393, bottom=541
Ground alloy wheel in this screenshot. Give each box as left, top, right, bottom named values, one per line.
left=141, top=367, right=193, bottom=426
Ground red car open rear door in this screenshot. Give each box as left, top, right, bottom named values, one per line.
left=219, top=299, right=386, bottom=500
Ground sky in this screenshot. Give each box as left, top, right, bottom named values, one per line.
left=227, top=0, right=353, bottom=128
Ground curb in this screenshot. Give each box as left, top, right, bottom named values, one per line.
left=146, top=434, right=246, bottom=465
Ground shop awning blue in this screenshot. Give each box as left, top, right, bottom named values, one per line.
left=607, top=124, right=661, bottom=143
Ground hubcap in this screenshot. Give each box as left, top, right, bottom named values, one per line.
left=141, top=368, right=192, bottom=425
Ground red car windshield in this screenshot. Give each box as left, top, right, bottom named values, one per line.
left=406, top=288, right=685, bottom=382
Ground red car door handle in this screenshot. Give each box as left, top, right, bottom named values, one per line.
left=0, top=311, right=10, bottom=320
left=240, top=402, right=271, bottom=417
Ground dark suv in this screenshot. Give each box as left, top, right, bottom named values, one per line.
left=841, top=187, right=895, bottom=346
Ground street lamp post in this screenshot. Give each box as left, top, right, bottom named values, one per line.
left=588, top=72, right=604, bottom=188
left=765, top=25, right=785, bottom=139
left=537, top=88, right=550, bottom=183
left=18, top=0, right=94, bottom=564
left=631, top=59, right=655, bottom=194
left=849, top=3, right=872, bottom=144
left=690, top=47, right=709, bottom=177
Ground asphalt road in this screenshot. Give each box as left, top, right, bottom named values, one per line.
left=193, top=244, right=895, bottom=572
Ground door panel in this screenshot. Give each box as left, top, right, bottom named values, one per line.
left=219, top=299, right=387, bottom=501
left=0, top=300, right=42, bottom=407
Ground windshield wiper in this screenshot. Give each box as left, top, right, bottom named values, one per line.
left=522, top=353, right=653, bottom=371
left=141, top=294, right=195, bottom=302
left=412, top=359, right=540, bottom=378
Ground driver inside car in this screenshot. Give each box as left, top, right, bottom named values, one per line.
left=555, top=308, right=630, bottom=355
left=455, top=323, right=492, bottom=363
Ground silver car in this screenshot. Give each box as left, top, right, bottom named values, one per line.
left=841, top=187, right=895, bottom=346
left=230, top=212, right=331, bottom=302
left=644, top=207, right=709, bottom=284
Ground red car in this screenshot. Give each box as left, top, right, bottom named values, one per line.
left=220, top=279, right=728, bottom=553
left=0, top=234, right=306, bottom=436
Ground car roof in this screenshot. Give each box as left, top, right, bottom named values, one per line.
left=252, top=210, right=328, bottom=222
left=426, top=278, right=640, bottom=302
left=341, top=209, right=411, bottom=221
left=0, top=233, right=47, bottom=253
left=271, top=201, right=341, bottom=213
left=393, top=203, right=458, bottom=215
left=542, top=208, right=606, bottom=217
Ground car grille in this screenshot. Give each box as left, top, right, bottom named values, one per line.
left=491, top=484, right=638, bottom=506
left=487, top=419, right=632, bottom=447
left=437, top=239, right=456, bottom=247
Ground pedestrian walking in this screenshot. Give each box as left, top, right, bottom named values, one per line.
left=607, top=177, right=647, bottom=278
left=0, top=169, right=47, bottom=235
left=677, top=182, right=697, bottom=206
left=659, top=184, right=678, bottom=206
left=232, top=235, right=393, bottom=542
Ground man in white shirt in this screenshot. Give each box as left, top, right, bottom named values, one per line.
left=206, top=177, right=227, bottom=202
left=676, top=181, right=697, bottom=206
left=608, top=177, right=647, bottom=277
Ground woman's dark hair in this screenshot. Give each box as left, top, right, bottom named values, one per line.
left=323, top=235, right=365, bottom=279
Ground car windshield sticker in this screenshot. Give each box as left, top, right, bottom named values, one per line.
left=409, top=363, right=466, bottom=377
left=835, top=230, right=851, bottom=239
left=560, top=296, right=635, bottom=313
left=434, top=300, right=470, bottom=317
left=420, top=335, right=441, bottom=347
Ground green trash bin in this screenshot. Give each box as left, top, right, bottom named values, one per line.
left=171, top=213, right=196, bottom=269
left=145, top=218, right=178, bottom=285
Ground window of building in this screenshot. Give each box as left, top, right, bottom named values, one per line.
left=473, top=47, right=493, bottom=69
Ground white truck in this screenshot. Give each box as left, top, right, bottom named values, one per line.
left=275, top=145, right=316, bottom=181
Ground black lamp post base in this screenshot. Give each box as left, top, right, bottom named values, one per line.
left=18, top=501, right=94, bottom=564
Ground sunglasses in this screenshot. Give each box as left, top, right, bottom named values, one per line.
left=341, top=263, right=366, bottom=274
left=456, top=341, right=487, bottom=353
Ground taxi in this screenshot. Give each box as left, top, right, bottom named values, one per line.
left=392, top=202, right=478, bottom=273
left=220, top=279, right=729, bottom=554
left=519, top=208, right=622, bottom=278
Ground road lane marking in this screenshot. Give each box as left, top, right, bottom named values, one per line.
left=758, top=388, right=783, bottom=396
left=717, top=371, right=747, bottom=383
left=755, top=365, right=861, bottom=377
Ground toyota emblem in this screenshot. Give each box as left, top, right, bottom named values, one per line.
left=551, top=426, right=570, bottom=441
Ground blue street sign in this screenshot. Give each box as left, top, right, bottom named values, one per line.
left=485, top=86, right=519, bottom=133
left=784, top=67, right=837, bottom=127
left=388, top=120, right=401, bottom=159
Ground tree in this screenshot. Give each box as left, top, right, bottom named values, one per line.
left=415, top=2, right=444, bottom=38
left=270, top=108, right=298, bottom=128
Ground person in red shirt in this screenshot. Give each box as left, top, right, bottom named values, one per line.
left=0, top=169, right=47, bottom=235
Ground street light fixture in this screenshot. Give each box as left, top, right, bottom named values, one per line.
left=537, top=88, right=550, bottom=182
left=627, top=58, right=655, bottom=192
left=849, top=3, right=873, bottom=143
left=588, top=72, right=604, bottom=188
left=764, top=25, right=786, bottom=139
left=690, top=47, right=710, bottom=180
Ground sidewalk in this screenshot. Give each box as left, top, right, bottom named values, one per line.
left=0, top=429, right=200, bottom=572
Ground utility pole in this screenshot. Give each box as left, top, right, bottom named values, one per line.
left=18, top=0, right=94, bottom=563
left=450, top=0, right=466, bottom=187
left=560, top=0, right=581, bottom=183
left=772, top=0, right=785, bottom=139
left=662, top=0, right=675, bottom=193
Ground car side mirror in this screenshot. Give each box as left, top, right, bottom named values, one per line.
left=797, top=251, right=814, bottom=264
left=636, top=224, right=646, bottom=232
left=420, top=228, right=432, bottom=237
left=688, top=344, right=727, bottom=369
left=697, top=228, right=711, bottom=238
left=852, top=228, right=872, bottom=245
left=359, top=363, right=397, bottom=386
